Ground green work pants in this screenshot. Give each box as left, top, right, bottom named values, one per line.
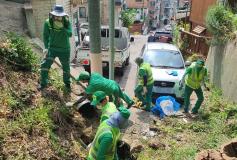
left=110, top=84, right=133, bottom=108
left=40, top=49, right=70, bottom=87
left=184, top=85, right=204, bottom=113
left=134, top=83, right=153, bottom=110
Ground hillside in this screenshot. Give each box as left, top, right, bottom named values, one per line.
left=0, top=33, right=98, bottom=160
left=0, top=33, right=237, bottom=160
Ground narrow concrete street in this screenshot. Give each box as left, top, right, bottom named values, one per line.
left=69, top=34, right=148, bottom=98
left=115, top=35, right=147, bottom=97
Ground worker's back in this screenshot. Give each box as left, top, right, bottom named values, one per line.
left=85, top=73, right=117, bottom=95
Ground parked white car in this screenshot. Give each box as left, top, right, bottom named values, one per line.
left=140, top=42, right=191, bottom=101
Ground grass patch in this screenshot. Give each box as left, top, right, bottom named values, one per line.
left=138, top=87, right=237, bottom=159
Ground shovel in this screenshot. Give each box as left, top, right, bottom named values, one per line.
left=53, top=59, right=86, bottom=90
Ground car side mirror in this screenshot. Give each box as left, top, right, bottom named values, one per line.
left=130, top=37, right=134, bottom=42
left=185, top=61, right=192, bottom=66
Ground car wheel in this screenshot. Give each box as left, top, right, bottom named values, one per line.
left=117, top=67, right=124, bottom=76
left=83, top=65, right=91, bottom=73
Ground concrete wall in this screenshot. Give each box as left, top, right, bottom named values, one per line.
left=206, top=33, right=237, bottom=102
left=0, top=0, right=26, bottom=37
left=31, top=0, right=54, bottom=39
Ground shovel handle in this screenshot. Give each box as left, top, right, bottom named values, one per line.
left=53, top=60, right=86, bottom=90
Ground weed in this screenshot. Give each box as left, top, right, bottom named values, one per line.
left=0, top=32, right=39, bottom=71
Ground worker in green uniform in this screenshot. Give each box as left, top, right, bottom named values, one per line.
left=134, top=57, right=154, bottom=111
left=87, top=107, right=130, bottom=160
left=179, top=59, right=208, bottom=114
left=38, top=5, right=72, bottom=90
left=91, top=91, right=118, bottom=123
left=77, top=71, right=134, bottom=108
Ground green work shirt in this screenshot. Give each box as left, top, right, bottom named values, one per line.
left=185, top=64, right=207, bottom=89
left=88, top=121, right=120, bottom=160
left=138, top=63, right=154, bottom=86
left=85, top=73, right=118, bottom=95
left=43, top=18, right=72, bottom=53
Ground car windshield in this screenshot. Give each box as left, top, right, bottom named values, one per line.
left=154, top=32, right=172, bottom=37
left=143, top=49, right=184, bottom=68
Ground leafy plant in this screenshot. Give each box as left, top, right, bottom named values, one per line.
left=0, top=32, right=39, bottom=71
left=121, top=9, right=136, bottom=28
left=206, top=5, right=237, bottom=45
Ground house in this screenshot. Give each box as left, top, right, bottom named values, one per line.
left=23, top=0, right=124, bottom=57
left=180, top=0, right=217, bottom=56
left=126, top=0, right=148, bottom=33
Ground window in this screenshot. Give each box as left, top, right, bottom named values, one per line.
left=107, top=29, right=121, bottom=38
left=150, top=1, right=155, bottom=6
left=101, top=29, right=107, bottom=37
left=79, top=7, right=86, bottom=18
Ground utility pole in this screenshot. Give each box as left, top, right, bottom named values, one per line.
left=109, top=0, right=115, bottom=80
left=88, top=0, right=102, bottom=74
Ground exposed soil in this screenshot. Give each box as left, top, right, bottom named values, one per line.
left=0, top=58, right=99, bottom=159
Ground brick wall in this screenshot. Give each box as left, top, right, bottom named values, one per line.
left=126, top=0, right=148, bottom=8
left=101, top=0, right=121, bottom=26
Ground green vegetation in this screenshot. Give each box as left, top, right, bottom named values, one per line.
left=0, top=34, right=89, bottom=159
left=138, top=87, right=237, bottom=159
left=121, top=9, right=136, bottom=28
left=0, top=32, right=39, bottom=71
left=206, top=5, right=237, bottom=45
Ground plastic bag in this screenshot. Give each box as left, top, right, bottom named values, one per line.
left=151, top=96, right=180, bottom=118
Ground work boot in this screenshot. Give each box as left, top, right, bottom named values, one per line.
left=141, top=105, right=151, bottom=112
left=127, top=101, right=134, bottom=109
left=183, top=111, right=192, bottom=118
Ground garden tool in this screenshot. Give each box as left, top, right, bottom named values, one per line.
left=53, top=59, right=86, bottom=90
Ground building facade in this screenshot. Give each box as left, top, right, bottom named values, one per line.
left=181, top=0, right=217, bottom=55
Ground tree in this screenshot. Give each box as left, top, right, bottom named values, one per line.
left=120, top=9, right=136, bottom=28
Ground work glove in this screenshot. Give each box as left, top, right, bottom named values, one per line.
left=143, top=86, right=147, bottom=94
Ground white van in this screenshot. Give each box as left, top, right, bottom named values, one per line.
left=77, top=26, right=133, bottom=76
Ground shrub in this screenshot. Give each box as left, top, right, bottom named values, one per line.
left=206, top=5, right=237, bottom=45
left=121, top=9, right=136, bottom=28
left=0, top=33, right=39, bottom=71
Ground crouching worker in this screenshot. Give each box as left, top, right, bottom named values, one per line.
left=134, top=57, right=154, bottom=111
left=87, top=107, right=131, bottom=160
left=91, top=91, right=118, bottom=123
left=77, top=71, right=134, bottom=108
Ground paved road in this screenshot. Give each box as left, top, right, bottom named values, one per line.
left=70, top=34, right=148, bottom=97
left=115, top=35, right=147, bottom=97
